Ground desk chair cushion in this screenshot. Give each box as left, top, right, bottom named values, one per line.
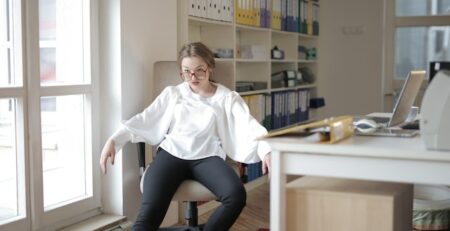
left=139, top=160, right=240, bottom=202
left=140, top=165, right=217, bottom=202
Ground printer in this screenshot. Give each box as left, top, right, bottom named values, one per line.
left=420, top=70, right=450, bottom=151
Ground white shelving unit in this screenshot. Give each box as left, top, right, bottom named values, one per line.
left=177, top=1, right=319, bottom=98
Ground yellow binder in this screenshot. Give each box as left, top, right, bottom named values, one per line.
left=271, top=0, right=281, bottom=30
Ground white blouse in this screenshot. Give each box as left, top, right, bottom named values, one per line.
left=110, top=82, right=271, bottom=163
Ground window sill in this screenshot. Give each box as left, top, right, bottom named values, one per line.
left=59, top=214, right=130, bottom=231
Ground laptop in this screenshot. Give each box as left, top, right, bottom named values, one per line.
left=356, top=70, right=426, bottom=137
left=370, top=70, right=426, bottom=127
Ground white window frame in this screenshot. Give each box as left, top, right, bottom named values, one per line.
left=0, top=0, right=101, bottom=230
left=0, top=0, right=28, bottom=230
left=383, top=0, right=450, bottom=111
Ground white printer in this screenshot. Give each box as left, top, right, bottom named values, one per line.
left=420, top=70, right=450, bottom=151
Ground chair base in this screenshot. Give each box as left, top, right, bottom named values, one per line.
left=158, top=202, right=205, bottom=231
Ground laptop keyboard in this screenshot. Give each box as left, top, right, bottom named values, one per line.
left=367, top=116, right=390, bottom=124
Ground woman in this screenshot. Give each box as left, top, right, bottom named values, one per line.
left=100, top=42, right=271, bottom=231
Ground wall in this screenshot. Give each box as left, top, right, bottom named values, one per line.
left=317, top=0, right=385, bottom=118
left=99, top=0, right=178, bottom=225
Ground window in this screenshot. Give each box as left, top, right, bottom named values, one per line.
left=0, top=0, right=100, bottom=230
left=394, top=0, right=450, bottom=80
left=0, top=0, right=25, bottom=227
left=396, top=0, right=450, bottom=16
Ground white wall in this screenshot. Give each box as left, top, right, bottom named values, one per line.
left=99, top=0, right=123, bottom=216
left=317, top=0, right=385, bottom=118
left=99, top=0, right=178, bottom=225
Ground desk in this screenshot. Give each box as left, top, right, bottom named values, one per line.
left=266, top=134, right=450, bottom=231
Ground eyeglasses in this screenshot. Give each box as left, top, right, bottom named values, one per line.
left=180, top=68, right=208, bottom=81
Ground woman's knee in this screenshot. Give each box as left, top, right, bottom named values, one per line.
left=222, top=183, right=246, bottom=209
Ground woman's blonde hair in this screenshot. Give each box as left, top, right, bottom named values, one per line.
left=178, top=42, right=216, bottom=71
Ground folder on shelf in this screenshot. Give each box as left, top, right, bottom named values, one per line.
left=266, top=0, right=272, bottom=28
left=254, top=0, right=261, bottom=27
left=207, top=0, right=213, bottom=19
left=193, top=0, right=201, bottom=17
left=301, top=0, right=308, bottom=34
left=298, top=0, right=303, bottom=33
left=199, top=0, right=206, bottom=18
left=293, top=0, right=299, bottom=32
left=235, top=0, right=244, bottom=24
left=242, top=0, right=249, bottom=25
left=312, top=0, right=319, bottom=35
left=287, top=0, right=294, bottom=32
left=221, top=0, right=233, bottom=22
left=271, top=0, right=281, bottom=30
left=189, top=0, right=197, bottom=16
left=248, top=0, right=255, bottom=25
left=214, top=0, right=222, bottom=20
left=306, top=0, right=313, bottom=34
left=260, top=0, right=266, bottom=27
left=260, top=115, right=354, bottom=144
left=280, top=0, right=287, bottom=31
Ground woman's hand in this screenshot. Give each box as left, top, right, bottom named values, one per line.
left=100, top=139, right=116, bottom=174
left=262, top=152, right=271, bottom=177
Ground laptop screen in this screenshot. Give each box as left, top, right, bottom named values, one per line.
left=388, top=70, right=426, bottom=127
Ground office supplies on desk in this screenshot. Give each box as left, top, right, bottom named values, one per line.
left=353, top=117, right=419, bottom=137
left=260, top=115, right=354, bottom=143
left=354, top=117, right=419, bottom=137
left=354, top=118, right=379, bottom=133
left=355, top=127, right=419, bottom=137
left=368, top=70, right=425, bottom=127
left=420, top=70, right=450, bottom=151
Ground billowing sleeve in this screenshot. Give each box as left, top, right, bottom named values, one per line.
left=109, top=87, right=178, bottom=152
left=220, top=92, right=272, bottom=163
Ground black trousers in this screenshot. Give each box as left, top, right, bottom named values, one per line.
left=133, top=148, right=246, bottom=231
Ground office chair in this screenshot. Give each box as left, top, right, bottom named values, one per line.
left=135, top=61, right=240, bottom=230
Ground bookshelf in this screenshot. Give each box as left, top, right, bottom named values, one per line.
left=177, top=0, right=320, bottom=182
left=178, top=0, right=319, bottom=95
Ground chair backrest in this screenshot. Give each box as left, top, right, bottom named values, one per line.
left=153, top=61, right=182, bottom=99
left=137, top=61, right=182, bottom=167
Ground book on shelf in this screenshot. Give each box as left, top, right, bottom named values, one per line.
left=271, top=89, right=310, bottom=129
left=240, top=89, right=313, bottom=182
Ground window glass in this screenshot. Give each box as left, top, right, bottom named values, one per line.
left=396, top=0, right=450, bottom=16
left=1, top=0, right=13, bottom=87
left=0, top=98, right=19, bottom=223
left=395, top=26, right=450, bottom=79
left=39, top=0, right=56, bottom=40
left=39, top=0, right=85, bottom=85
left=41, top=95, right=89, bottom=209
left=40, top=48, right=56, bottom=83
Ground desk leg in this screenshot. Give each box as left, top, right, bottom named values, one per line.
left=270, top=150, right=286, bottom=231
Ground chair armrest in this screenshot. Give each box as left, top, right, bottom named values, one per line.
left=137, top=142, right=146, bottom=176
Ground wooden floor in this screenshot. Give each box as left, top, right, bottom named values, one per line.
left=198, top=180, right=270, bottom=231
